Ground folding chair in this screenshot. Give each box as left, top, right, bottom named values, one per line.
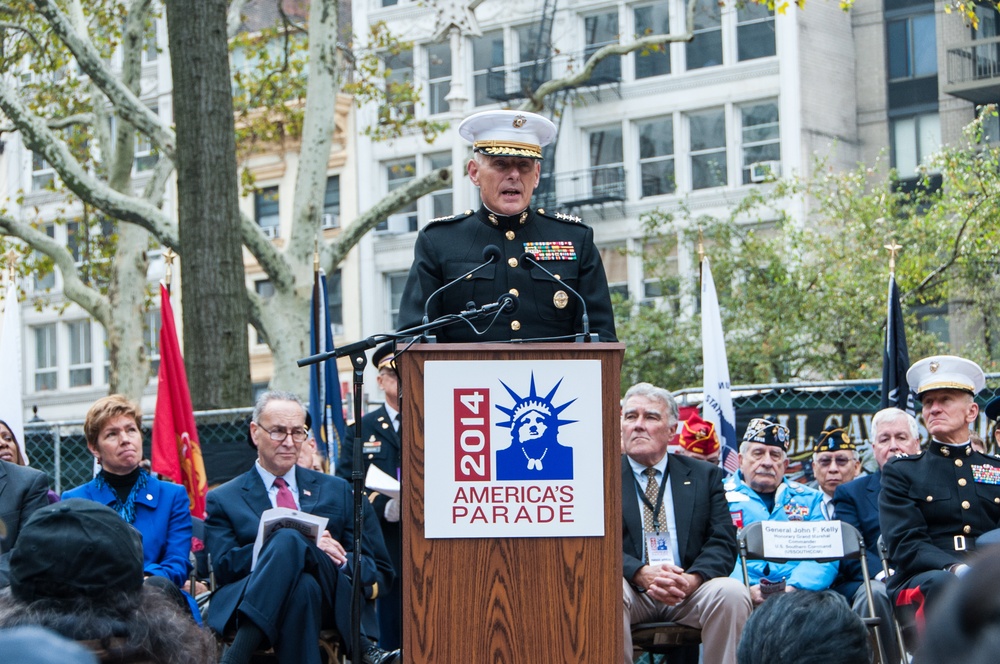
left=877, top=535, right=912, bottom=662
left=739, top=520, right=887, bottom=664
left=630, top=622, right=701, bottom=664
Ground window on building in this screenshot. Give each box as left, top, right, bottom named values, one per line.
left=740, top=101, right=780, bottom=184
left=428, top=152, right=453, bottom=218
left=34, top=224, right=56, bottom=290
left=637, top=116, right=675, bottom=197
left=642, top=242, right=679, bottom=314
left=737, top=3, right=775, bottom=61
left=585, top=12, right=621, bottom=84
left=378, top=160, right=418, bottom=233
left=689, top=108, right=727, bottom=189
left=634, top=4, right=670, bottom=78
left=144, top=310, right=161, bottom=376
left=887, top=14, right=936, bottom=80
left=426, top=42, right=452, bottom=115
left=386, top=271, right=409, bottom=329
left=68, top=320, right=92, bottom=387
left=516, top=25, right=551, bottom=91
left=892, top=112, right=941, bottom=178
left=383, top=49, right=414, bottom=121
left=253, top=280, right=274, bottom=346
left=143, top=22, right=158, bottom=63
left=979, top=104, right=1000, bottom=144
left=322, top=176, right=340, bottom=228
left=255, top=186, right=280, bottom=238
left=34, top=324, right=57, bottom=391
left=67, top=221, right=84, bottom=266
left=600, top=245, right=629, bottom=301
left=327, top=270, right=344, bottom=335
left=589, top=126, right=624, bottom=201
left=687, top=0, right=723, bottom=70
left=32, top=151, right=55, bottom=191
left=472, top=30, right=505, bottom=106
left=135, top=130, right=158, bottom=172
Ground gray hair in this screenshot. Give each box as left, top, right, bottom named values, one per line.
left=622, top=382, right=679, bottom=423
left=871, top=408, right=919, bottom=442
left=252, top=390, right=305, bottom=423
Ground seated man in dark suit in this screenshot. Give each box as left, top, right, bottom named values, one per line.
left=0, top=454, right=50, bottom=587
left=833, top=407, right=920, bottom=663
left=206, top=391, right=399, bottom=664
left=621, top=382, right=751, bottom=664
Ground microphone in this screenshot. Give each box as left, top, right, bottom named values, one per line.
left=423, top=245, right=502, bottom=326
left=519, top=252, right=595, bottom=342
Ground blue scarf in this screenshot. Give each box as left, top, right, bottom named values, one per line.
left=95, top=467, right=150, bottom=524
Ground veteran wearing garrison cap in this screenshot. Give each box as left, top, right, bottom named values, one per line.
left=674, top=412, right=722, bottom=465
left=879, top=355, right=1000, bottom=621
left=810, top=428, right=862, bottom=519
left=725, top=418, right=837, bottom=605
left=396, top=109, right=617, bottom=343
left=335, top=343, right=404, bottom=650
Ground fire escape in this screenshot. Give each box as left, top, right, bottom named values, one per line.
left=483, top=0, right=626, bottom=217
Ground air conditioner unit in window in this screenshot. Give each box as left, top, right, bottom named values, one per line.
left=321, top=213, right=339, bottom=229
left=261, top=225, right=278, bottom=239
left=749, top=161, right=781, bottom=183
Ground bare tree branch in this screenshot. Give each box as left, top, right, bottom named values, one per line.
left=32, top=0, right=176, bottom=159
left=323, top=167, right=453, bottom=271
left=239, top=211, right=294, bottom=291
left=0, top=113, right=95, bottom=133
left=0, top=80, right=179, bottom=248
left=0, top=213, right=111, bottom=325
left=227, top=0, right=251, bottom=38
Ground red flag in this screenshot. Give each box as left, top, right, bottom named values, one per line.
left=152, top=283, right=208, bottom=518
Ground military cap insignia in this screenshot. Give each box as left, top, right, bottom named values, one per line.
left=512, top=114, right=526, bottom=128
left=523, top=241, right=578, bottom=261
left=930, top=361, right=940, bottom=372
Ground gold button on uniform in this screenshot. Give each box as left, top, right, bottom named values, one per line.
left=508, top=257, right=518, bottom=268
left=995, top=497, right=1000, bottom=504
left=511, top=320, right=521, bottom=331
left=509, top=288, right=519, bottom=297
left=926, top=496, right=933, bottom=502
left=505, top=230, right=515, bottom=240
left=553, top=274, right=561, bottom=280
left=959, top=478, right=967, bottom=486
left=962, top=501, right=971, bottom=510
left=956, top=459, right=964, bottom=467
left=964, top=525, right=972, bottom=534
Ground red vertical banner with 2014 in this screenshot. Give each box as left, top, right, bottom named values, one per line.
left=454, top=388, right=491, bottom=482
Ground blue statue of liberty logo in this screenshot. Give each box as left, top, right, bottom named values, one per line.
left=494, top=373, right=576, bottom=481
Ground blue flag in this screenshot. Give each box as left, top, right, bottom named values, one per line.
left=880, top=274, right=916, bottom=415
left=309, top=269, right=347, bottom=466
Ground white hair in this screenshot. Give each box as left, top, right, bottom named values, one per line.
left=871, top=408, right=919, bottom=442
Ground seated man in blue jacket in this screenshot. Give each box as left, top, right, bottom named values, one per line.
left=725, top=418, right=837, bottom=604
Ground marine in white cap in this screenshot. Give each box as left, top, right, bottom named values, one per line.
left=879, top=354, right=1000, bottom=623
left=396, top=109, right=617, bottom=343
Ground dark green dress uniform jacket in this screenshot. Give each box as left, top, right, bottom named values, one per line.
left=397, top=206, right=617, bottom=342
left=879, top=442, right=1000, bottom=595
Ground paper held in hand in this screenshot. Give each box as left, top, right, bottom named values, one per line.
left=365, top=464, right=401, bottom=500
left=251, top=507, right=329, bottom=570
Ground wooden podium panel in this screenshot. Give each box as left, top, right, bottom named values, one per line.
left=398, top=343, right=624, bottom=664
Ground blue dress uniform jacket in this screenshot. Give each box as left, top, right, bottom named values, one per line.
left=63, top=473, right=192, bottom=586
left=397, top=206, right=617, bottom=342
left=725, top=473, right=838, bottom=591
left=879, top=442, right=1000, bottom=597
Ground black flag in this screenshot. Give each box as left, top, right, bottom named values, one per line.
left=880, top=274, right=915, bottom=414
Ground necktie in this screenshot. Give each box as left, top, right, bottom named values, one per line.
left=394, top=413, right=402, bottom=433
left=273, top=476, right=297, bottom=510
left=642, top=467, right=664, bottom=532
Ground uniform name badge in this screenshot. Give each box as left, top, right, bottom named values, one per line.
left=645, top=531, right=673, bottom=566
left=363, top=438, right=382, bottom=455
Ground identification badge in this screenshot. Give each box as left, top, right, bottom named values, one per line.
left=363, top=437, right=383, bottom=455
left=644, top=531, right=673, bottom=566
left=730, top=509, right=744, bottom=529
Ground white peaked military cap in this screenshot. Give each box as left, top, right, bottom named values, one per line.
left=458, top=110, right=557, bottom=159
left=906, top=355, right=986, bottom=397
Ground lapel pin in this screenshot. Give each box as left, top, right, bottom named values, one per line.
left=303, top=489, right=312, bottom=497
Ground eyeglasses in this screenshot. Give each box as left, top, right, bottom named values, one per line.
left=815, top=455, right=854, bottom=468
left=256, top=423, right=309, bottom=444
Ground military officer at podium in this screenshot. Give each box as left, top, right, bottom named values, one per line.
left=880, top=355, right=1000, bottom=622
left=396, top=109, right=617, bottom=343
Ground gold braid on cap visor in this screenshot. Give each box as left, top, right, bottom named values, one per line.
left=474, top=140, right=543, bottom=159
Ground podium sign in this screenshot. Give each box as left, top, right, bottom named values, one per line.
left=400, top=343, right=624, bottom=663
left=423, top=358, right=605, bottom=539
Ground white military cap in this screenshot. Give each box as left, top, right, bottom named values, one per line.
left=458, top=110, right=556, bottom=159
left=906, top=355, right=986, bottom=397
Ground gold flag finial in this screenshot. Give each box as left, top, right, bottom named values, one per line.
left=3, top=249, right=18, bottom=284
left=884, top=240, right=902, bottom=273
left=314, top=238, right=320, bottom=273
left=162, top=248, right=177, bottom=287
left=698, top=229, right=705, bottom=263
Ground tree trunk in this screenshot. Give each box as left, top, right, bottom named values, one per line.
left=166, top=0, right=251, bottom=409
left=260, top=289, right=312, bottom=397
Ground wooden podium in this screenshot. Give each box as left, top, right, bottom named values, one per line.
left=397, top=343, right=624, bottom=663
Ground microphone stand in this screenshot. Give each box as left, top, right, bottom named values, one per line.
left=296, top=302, right=513, bottom=659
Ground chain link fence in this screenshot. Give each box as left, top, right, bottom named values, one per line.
left=22, top=376, right=1000, bottom=493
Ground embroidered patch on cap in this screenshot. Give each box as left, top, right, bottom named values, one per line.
left=523, top=241, right=577, bottom=261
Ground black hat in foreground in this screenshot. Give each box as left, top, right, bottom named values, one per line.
left=10, top=499, right=144, bottom=603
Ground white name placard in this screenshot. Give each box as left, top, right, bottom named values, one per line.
left=760, top=520, right=845, bottom=559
